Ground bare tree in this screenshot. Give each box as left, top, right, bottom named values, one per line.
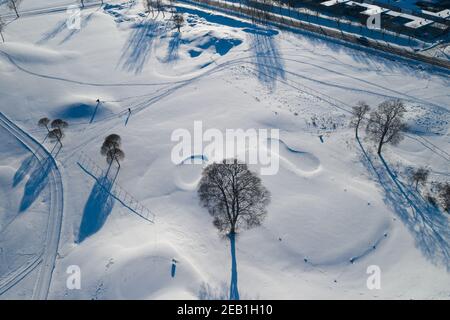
left=350, top=101, right=370, bottom=140
left=51, top=119, right=69, bottom=131
left=46, top=119, right=68, bottom=149
left=437, top=182, right=450, bottom=213
left=198, top=159, right=271, bottom=234
left=7, top=0, right=22, bottom=18
left=172, top=13, right=184, bottom=33
left=155, top=0, right=165, bottom=18
left=0, top=17, right=5, bottom=43
left=410, top=167, right=429, bottom=191
left=101, top=134, right=125, bottom=175
left=144, top=0, right=155, bottom=17
left=198, top=159, right=271, bottom=300
left=38, top=117, right=51, bottom=141
left=48, top=127, right=64, bottom=147
left=365, top=99, right=407, bottom=155
left=38, top=117, right=51, bottom=132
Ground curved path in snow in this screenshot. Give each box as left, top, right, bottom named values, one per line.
left=0, top=112, right=63, bottom=300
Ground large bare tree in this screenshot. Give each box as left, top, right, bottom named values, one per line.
left=198, top=159, right=271, bottom=300
left=366, top=99, right=407, bottom=155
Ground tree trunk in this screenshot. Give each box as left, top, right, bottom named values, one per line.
left=377, top=140, right=383, bottom=155
left=12, top=2, right=19, bottom=18
left=355, top=119, right=361, bottom=140
left=0, top=32, right=4, bottom=43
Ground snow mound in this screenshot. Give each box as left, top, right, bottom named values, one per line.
left=0, top=42, right=78, bottom=64
left=111, top=243, right=203, bottom=299
left=186, top=31, right=243, bottom=57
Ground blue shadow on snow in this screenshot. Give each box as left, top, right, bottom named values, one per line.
left=77, top=175, right=115, bottom=243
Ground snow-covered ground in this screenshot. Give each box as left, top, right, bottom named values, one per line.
left=0, top=0, right=449, bottom=299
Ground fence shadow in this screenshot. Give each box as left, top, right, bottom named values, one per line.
left=77, top=173, right=116, bottom=243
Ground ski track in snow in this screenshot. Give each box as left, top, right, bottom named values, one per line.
left=0, top=112, right=63, bottom=300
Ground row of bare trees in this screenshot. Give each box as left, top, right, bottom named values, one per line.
left=349, top=99, right=449, bottom=214
left=38, top=117, right=68, bottom=148
left=38, top=117, right=126, bottom=180
left=350, top=99, right=407, bottom=155
left=144, top=0, right=185, bottom=32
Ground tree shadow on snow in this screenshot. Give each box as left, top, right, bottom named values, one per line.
left=36, top=11, right=97, bottom=45
left=77, top=173, right=116, bottom=243
left=163, top=32, right=181, bottom=63
left=119, top=19, right=164, bottom=74
left=13, top=155, right=38, bottom=187
left=247, top=29, right=285, bottom=91
left=19, top=156, right=53, bottom=212
left=358, top=139, right=450, bottom=270
left=228, top=232, right=240, bottom=300
left=59, top=11, right=97, bottom=44
left=36, top=19, right=67, bottom=44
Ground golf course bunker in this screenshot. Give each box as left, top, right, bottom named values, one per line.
left=173, top=155, right=208, bottom=191
left=274, top=139, right=321, bottom=176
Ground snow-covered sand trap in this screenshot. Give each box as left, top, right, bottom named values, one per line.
left=174, top=156, right=207, bottom=191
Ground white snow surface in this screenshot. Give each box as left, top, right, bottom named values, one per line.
left=0, top=0, right=449, bottom=299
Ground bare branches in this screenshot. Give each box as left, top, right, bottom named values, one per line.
left=51, top=118, right=69, bottom=130
left=7, top=0, right=22, bottom=18
left=101, top=134, right=125, bottom=169
left=198, top=159, right=271, bottom=235
left=410, top=167, right=430, bottom=191
left=366, top=99, right=407, bottom=155
left=172, top=13, right=184, bottom=33
left=38, top=117, right=50, bottom=131
left=37, top=117, right=67, bottom=147
left=350, top=101, right=370, bottom=140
